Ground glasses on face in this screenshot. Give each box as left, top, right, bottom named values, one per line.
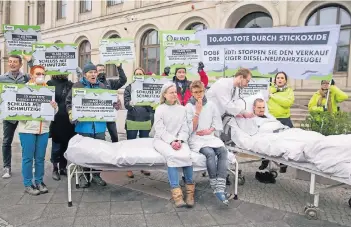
left=36, top=72, right=45, bottom=76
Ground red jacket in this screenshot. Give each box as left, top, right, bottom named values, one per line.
left=173, top=70, right=209, bottom=106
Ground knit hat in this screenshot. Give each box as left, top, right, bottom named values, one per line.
left=83, top=62, right=97, bottom=74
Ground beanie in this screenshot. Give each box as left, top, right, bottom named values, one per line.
left=83, top=62, right=97, bottom=74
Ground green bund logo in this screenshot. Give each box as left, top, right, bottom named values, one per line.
left=2, top=85, right=18, bottom=91
left=74, top=89, right=86, bottom=95
left=166, top=35, right=190, bottom=42
left=4, top=25, right=14, bottom=31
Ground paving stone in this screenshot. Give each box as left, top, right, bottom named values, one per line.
left=17, top=193, right=54, bottom=205
left=110, top=201, right=143, bottom=215
left=141, top=197, right=175, bottom=213
left=237, top=202, right=286, bottom=222
left=251, top=220, right=291, bottom=227
left=0, top=204, right=46, bottom=226
left=19, top=216, right=75, bottom=227
left=76, top=202, right=110, bottom=217
left=283, top=212, right=324, bottom=227
left=50, top=191, right=83, bottom=204
left=222, top=224, right=255, bottom=227
left=41, top=203, right=77, bottom=219
left=145, top=212, right=183, bottom=227
left=177, top=210, right=217, bottom=227
left=207, top=208, right=251, bottom=225
left=73, top=216, right=110, bottom=227
left=81, top=191, right=111, bottom=203
left=110, top=187, right=150, bottom=202
left=110, top=214, right=146, bottom=227
left=0, top=192, right=24, bottom=207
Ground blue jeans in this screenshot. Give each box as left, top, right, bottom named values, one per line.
left=2, top=121, right=18, bottom=168
left=168, top=166, right=193, bottom=189
left=199, top=147, right=228, bottom=179
left=126, top=130, right=150, bottom=140
left=50, top=141, right=68, bottom=169
left=19, top=133, right=49, bottom=187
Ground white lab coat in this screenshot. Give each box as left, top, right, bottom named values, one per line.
left=153, top=103, right=192, bottom=167
left=206, top=78, right=245, bottom=117
left=186, top=100, right=225, bottom=153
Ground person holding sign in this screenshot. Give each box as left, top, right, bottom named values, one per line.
left=18, top=65, right=58, bottom=195
left=124, top=67, right=152, bottom=178
left=66, top=62, right=119, bottom=188
left=186, top=80, right=232, bottom=205
left=152, top=83, right=195, bottom=208
left=0, top=55, right=30, bottom=179
left=308, top=79, right=348, bottom=113
left=172, top=62, right=208, bottom=106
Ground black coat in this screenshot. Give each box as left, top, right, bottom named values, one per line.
left=124, top=84, right=153, bottom=122
left=47, top=78, right=76, bottom=143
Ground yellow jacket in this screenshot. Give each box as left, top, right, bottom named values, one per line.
left=308, top=85, right=349, bottom=113
left=267, top=86, right=295, bottom=119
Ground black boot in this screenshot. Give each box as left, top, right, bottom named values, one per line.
left=52, top=164, right=60, bottom=181
left=59, top=168, right=67, bottom=176
left=259, top=160, right=269, bottom=170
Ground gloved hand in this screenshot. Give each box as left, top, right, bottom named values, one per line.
left=198, top=62, right=205, bottom=72
left=164, top=67, right=170, bottom=76
left=331, top=79, right=335, bottom=86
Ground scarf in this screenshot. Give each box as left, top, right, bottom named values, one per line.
left=317, top=89, right=332, bottom=112
left=188, top=96, right=208, bottom=106
left=274, top=84, right=288, bottom=92
left=173, top=76, right=189, bottom=97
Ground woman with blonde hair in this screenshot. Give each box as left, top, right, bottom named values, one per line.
left=153, top=82, right=195, bottom=208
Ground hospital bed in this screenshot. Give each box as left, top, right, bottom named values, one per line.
left=222, top=116, right=351, bottom=220
left=64, top=135, right=240, bottom=207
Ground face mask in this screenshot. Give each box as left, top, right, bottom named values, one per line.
left=35, top=75, right=45, bottom=85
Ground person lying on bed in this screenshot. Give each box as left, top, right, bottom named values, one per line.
left=186, top=80, right=233, bottom=205
left=153, top=82, right=195, bottom=208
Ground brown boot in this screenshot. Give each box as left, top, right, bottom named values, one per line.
left=171, top=187, right=186, bottom=208
left=185, top=183, right=195, bottom=208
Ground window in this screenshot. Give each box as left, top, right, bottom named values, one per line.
left=236, top=12, right=273, bottom=28
left=37, top=1, right=45, bottom=25
left=186, top=22, right=207, bottom=31
left=106, top=34, right=120, bottom=78
left=107, top=0, right=124, bottom=7
left=54, top=40, right=63, bottom=44
left=57, top=0, right=67, bottom=20
left=80, top=0, right=92, bottom=13
left=79, top=40, right=91, bottom=68
left=306, top=5, right=351, bottom=72
left=141, top=30, right=160, bottom=75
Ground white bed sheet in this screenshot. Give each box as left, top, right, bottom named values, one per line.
left=64, top=135, right=236, bottom=171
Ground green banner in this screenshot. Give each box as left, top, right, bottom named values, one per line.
left=72, top=88, right=118, bottom=122
left=0, top=83, right=55, bottom=121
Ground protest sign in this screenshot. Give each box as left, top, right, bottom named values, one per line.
left=131, top=76, right=172, bottom=106
left=32, top=43, right=78, bottom=75
left=159, top=30, right=201, bottom=78
left=99, top=38, right=135, bottom=64
left=196, top=25, right=340, bottom=80
left=3, top=24, right=41, bottom=55
left=0, top=83, right=55, bottom=121
left=72, top=88, right=117, bottom=122
left=241, top=78, right=270, bottom=100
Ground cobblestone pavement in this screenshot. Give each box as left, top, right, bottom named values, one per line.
left=0, top=129, right=350, bottom=227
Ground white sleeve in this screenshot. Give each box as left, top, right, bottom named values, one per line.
left=154, top=107, right=177, bottom=144
left=185, top=104, right=195, bottom=132
left=211, top=103, right=223, bottom=131
left=177, top=112, right=190, bottom=142
left=216, top=87, right=245, bottom=116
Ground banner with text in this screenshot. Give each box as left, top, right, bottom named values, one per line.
left=0, top=83, right=55, bottom=121
left=241, top=78, right=270, bottom=100
left=32, top=43, right=78, bottom=75
left=3, top=24, right=41, bottom=55
left=99, top=38, right=135, bottom=64
left=159, top=30, right=200, bottom=78
left=72, top=88, right=117, bottom=122
left=196, top=25, right=340, bottom=80
left=131, top=76, right=172, bottom=106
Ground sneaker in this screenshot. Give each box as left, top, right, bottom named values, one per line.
left=36, top=182, right=49, bottom=194
left=59, top=169, right=67, bottom=176
left=141, top=170, right=150, bottom=176
left=92, top=174, right=107, bottom=186
left=52, top=170, right=60, bottom=181
left=215, top=192, right=229, bottom=205
left=2, top=167, right=11, bottom=179
left=25, top=185, right=40, bottom=196
left=79, top=174, right=90, bottom=188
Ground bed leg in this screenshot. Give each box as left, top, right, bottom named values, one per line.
left=67, top=163, right=74, bottom=207
left=309, top=174, right=319, bottom=207
left=75, top=166, right=80, bottom=189
left=234, top=160, right=239, bottom=200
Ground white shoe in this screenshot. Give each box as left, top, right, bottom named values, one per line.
left=2, top=168, right=11, bottom=179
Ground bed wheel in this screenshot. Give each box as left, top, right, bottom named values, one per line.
left=238, top=176, right=245, bottom=186
left=75, top=184, right=79, bottom=189
left=304, top=207, right=319, bottom=220
left=270, top=170, right=278, bottom=179
left=348, top=198, right=351, bottom=208
left=202, top=172, right=207, bottom=177
left=68, top=201, right=72, bottom=207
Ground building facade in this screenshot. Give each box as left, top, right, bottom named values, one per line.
left=0, top=0, right=351, bottom=95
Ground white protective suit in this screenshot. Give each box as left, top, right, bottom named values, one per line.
left=153, top=103, right=193, bottom=167
left=185, top=100, right=225, bottom=153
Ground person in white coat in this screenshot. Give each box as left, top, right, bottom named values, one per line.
left=186, top=80, right=232, bottom=205
left=153, top=82, right=195, bottom=208
left=206, top=68, right=255, bottom=119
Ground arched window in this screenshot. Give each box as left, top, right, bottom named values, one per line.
left=140, top=29, right=160, bottom=75
left=79, top=40, right=91, bottom=68
left=106, top=34, right=120, bottom=78
left=186, top=22, right=207, bottom=31
left=236, top=12, right=273, bottom=28
left=306, top=5, right=351, bottom=72
left=54, top=40, right=63, bottom=44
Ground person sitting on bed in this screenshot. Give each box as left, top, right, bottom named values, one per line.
left=152, top=82, right=195, bottom=208
left=186, top=80, right=233, bottom=205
